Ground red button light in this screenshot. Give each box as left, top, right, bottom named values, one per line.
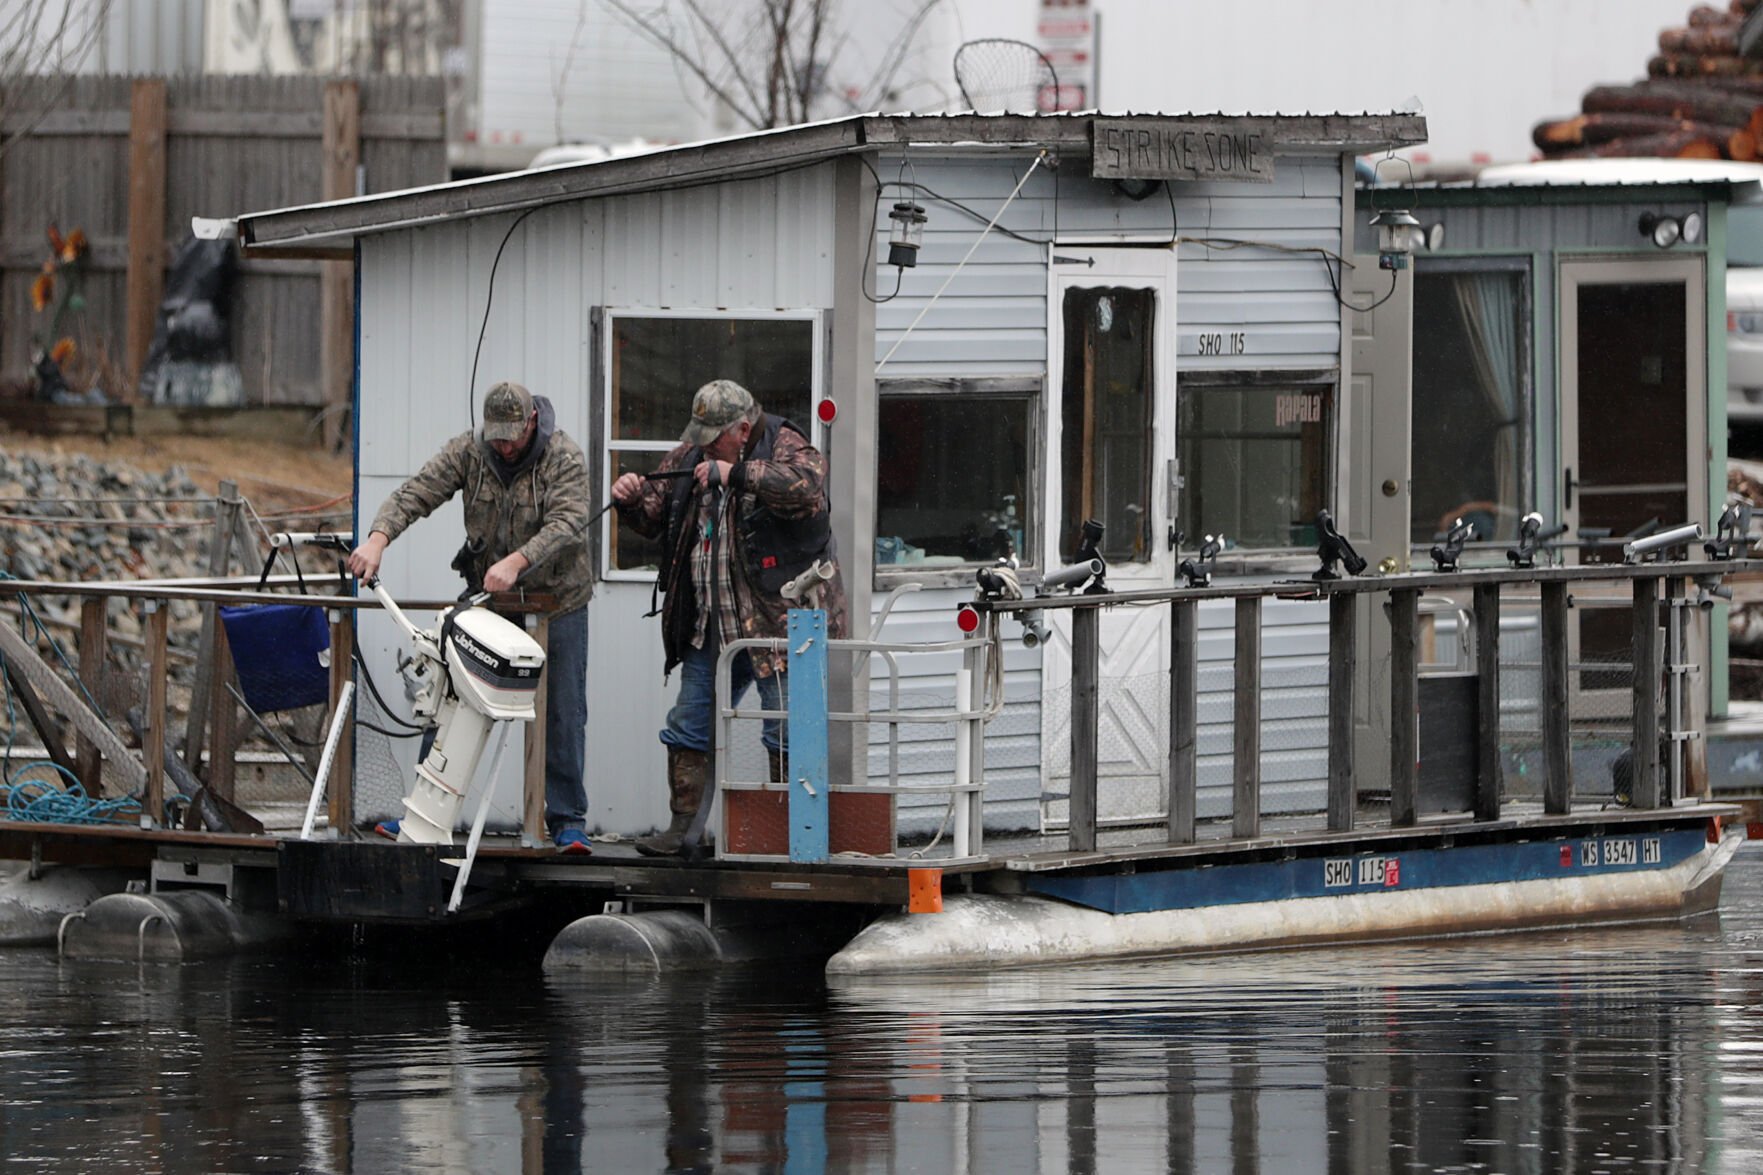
left=817, top=398, right=838, bottom=424
left=956, top=606, right=980, bottom=633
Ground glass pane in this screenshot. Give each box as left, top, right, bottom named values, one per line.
left=1059, top=287, right=1154, bottom=563
left=1177, top=386, right=1331, bottom=549
left=1411, top=269, right=1530, bottom=543
left=876, top=396, right=1032, bottom=565
left=1576, top=281, right=1688, bottom=524
left=610, top=450, right=668, bottom=572
left=611, top=317, right=814, bottom=442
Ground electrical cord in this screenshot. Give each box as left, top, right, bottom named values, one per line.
left=466, top=205, right=542, bottom=429
left=350, top=645, right=427, bottom=733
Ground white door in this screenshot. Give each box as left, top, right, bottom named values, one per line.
left=1040, top=247, right=1178, bottom=828
left=1347, top=254, right=1415, bottom=792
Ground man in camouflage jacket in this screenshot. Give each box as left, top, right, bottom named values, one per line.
left=346, top=380, right=593, bottom=852
left=611, top=379, right=846, bottom=856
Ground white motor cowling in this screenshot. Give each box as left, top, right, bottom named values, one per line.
left=442, top=606, right=545, bottom=720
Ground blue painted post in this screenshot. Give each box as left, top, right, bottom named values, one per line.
left=787, top=608, right=830, bottom=863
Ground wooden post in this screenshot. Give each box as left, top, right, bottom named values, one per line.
left=76, top=597, right=109, bottom=792
left=1389, top=588, right=1420, bottom=827
left=125, top=79, right=168, bottom=395
left=320, top=81, right=360, bottom=452
left=1541, top=581, right=1572, bottom=814
left=207, top=619, right=238, bottom=801
left=1473, top=583, right=1504, bottom=821
left=144, top=602, right=169, bottom=827
left=1168, top=599, right=1197, bottom=845
left=1070, top=604, right=1100, bottom=852
left=326, top=609, right=355, bottom=834
left=1632, top=576, right=1663, bottom=809
left=1233, top=596, right=1261, bottom=839
left=3, top=662, right=78, bottom=781
left=523, top=615, right=551, bottom=846
left=183, top=481, right=240, bottom=776
left=1326, top=591, right=1357, bottom=832
left=1686, top=595, right=1710, bottom=799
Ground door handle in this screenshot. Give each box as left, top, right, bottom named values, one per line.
left=1564, top=466, right=1575, bottom=511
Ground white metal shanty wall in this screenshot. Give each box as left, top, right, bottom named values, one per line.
left=353, top=148, right=1354, bottom=837
left=871, top=153, right=1349, bottom=830
left=355, top=166, right=838, bottom=836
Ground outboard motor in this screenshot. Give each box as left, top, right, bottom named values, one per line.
left=370, top=581, right=546, bottom=845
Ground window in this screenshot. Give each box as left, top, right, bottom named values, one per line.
left=1177, top=381, right=1333, bottom=550
left=1059, top=286, right=1155, bottom=563
left=876, top=379, right=1037, bottom=569
left=605, top=312, right=818, bottom=575
left=1411, top=262, right=1532, bottom=543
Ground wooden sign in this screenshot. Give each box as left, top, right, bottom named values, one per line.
left=1093, top=118, right=1275, bottom=183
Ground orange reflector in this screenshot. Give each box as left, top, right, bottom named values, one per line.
left=908, top=867, right=943, bottom=914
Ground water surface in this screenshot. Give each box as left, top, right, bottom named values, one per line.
left=3, top=846, right=1763, bottom=1173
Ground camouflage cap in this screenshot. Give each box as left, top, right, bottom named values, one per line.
left=482, top=380, right=534, bottom=442
left=681, top=379, right=758, bottom=445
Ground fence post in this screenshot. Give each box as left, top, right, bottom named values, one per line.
left=1168, top=598, right=1197, bottom=845
left=1389, top=588, right=1419, bottom=827
left=522, top=615, right=549, bottom=847
left=1070, top=604, right=1100, bottom=852
left=1632, top=576, right=1663, bottom=809
left=1541, top=581, right=1571, bottom=814
left=1327, top=592, right=1357, bottom=832
left=76, top=597, right=109, bottom=792
left=320, top=80, right=360, bottom=452
left=1473, top=582, right=1503, bottom=821
left=183, top=481, right=241, bottom=777
left=125, top=79, right=167, bottom=395
left=207, top=618, right=238, bottom=802
left=1233, top=596, right=1262, bottom=839
left=788, top=608, right=831, bottom=863
left=143, top=602, right=169, bottom=828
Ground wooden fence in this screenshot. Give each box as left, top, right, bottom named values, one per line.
left=0, top=74, right=446, bottom=443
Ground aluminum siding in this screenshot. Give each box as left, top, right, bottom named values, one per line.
left=355, top=168, right=837, bottom=836
left=870, top=153, right=1347, bottom=828
left=874, top=154, right=1347, bottom=377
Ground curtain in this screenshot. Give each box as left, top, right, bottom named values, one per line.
left=1451, top=272, right=1523, bottom=538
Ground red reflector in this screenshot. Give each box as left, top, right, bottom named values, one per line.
left=1560, top=844, right=1573, bottom=867
left=817, top=398, right=837, bottom=424
left=956, top=606, right=980, bottom=633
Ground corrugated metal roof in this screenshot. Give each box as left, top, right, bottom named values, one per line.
left=1474, top=158, right=1763, bottom=198
left=225, top=110, right=1427, bottom=256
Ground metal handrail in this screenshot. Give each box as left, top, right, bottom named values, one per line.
left=713, top=622, right=997, bottom=863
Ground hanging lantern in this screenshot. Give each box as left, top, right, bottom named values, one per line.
left=1371, top=206, right=1424, bottom=270
left=887, top=201, right=927, bottom=268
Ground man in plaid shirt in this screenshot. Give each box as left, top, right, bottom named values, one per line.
left=611, top=380, right=846, bottom=856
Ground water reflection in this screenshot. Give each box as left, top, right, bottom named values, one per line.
left=0, top=849, right=1760, bottom=1172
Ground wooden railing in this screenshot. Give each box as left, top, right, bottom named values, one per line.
left=0, top=577, right=552, bottom=841
left=978, top=559, right=1759, bottom=853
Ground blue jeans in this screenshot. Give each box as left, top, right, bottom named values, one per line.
left=544, top=606, right=589, bottom=833
left=660, top=640, right=787, bottom=754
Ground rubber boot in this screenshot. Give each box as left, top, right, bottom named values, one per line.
left=636, top=747, right=707, bottom=857
left=769, top=747, right=786, bottom=784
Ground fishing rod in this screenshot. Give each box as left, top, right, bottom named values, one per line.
left=589, top=468, right=694, bottom=524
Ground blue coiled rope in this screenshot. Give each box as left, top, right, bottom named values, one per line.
left=0, top=573, right=142, bottom=825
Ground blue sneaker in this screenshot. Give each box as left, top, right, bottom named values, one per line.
left=374, top=819, right=401, bottom=841
left=554, top=828, right=592, bottom=855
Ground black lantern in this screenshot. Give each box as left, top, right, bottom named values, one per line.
left=887, top=201, right=927, bottom=268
